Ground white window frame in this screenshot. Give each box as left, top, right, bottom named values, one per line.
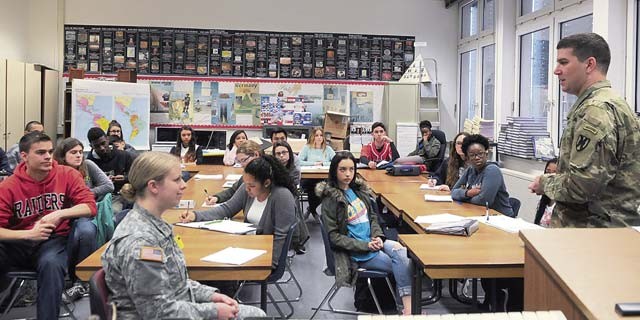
left=458, top=0, right=496, bottom=132
left=515, top=0, right=592, bottom=150
left=628, top=0, right=639, bottom=112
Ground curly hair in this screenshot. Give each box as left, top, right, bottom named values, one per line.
left=461, top=134, right=489, bottom=156
left=244, top=155, right=297, bottom=196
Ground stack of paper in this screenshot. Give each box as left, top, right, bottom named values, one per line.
left=201, top=247, right=267, bottom=265
left=414, top=213, right=465, bottom=224
left=470, top=215, right=544, bottom=233
left=424, top=194, right=453, bottom=202
left=424, top=219, right=479, bottom=237
left=193, top=174, right=223, bottom=180
left=176, top=220, right=256, bottom=234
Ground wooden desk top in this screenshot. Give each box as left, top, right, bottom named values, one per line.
left=520, top=228, right=640, bottom=320
left=357, top=169, right=428, bottom=183
left=399, top=230, right=524, bottom=279
left=367, top=181, right=425, bottom=195
left=77, top=226, right=273, bottom=282
left=300, top=166, right=330, bottom=179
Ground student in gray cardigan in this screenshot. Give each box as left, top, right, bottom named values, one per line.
left=181, top=156, right=297, bottom=268
left=451, top=134, right=514, bottom=217
left=205, top=140, right=263, bottom=204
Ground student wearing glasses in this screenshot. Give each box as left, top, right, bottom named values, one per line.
left=450, top=134, right=514, bottom=217
left=205, top=140, right=263, bottom=205
left=272, top=141, right=301, bottom=187
left=107, top=120, right=137, bottom=157
left=434, top=132, right=470, bottom=190
left=223, top=130, right=248, bottom=166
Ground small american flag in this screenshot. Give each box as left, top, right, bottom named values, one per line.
left=139, top=246, right=164, bottom=262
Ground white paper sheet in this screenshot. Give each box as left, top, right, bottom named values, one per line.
left=222, top=181, right=235, bottom=188
left=419, top=184, right=440, bottom=190
left=424, top=194, right=453, bottom=202
left=193, top=174, right=223, bottom=180
left=176, top=220, right=256, bottom=234
left=175, top=200, right=195, bottom=209
left=225, top=174, right=242, bottom=181
left=414, top=213, right=466, bottom=224
left=469, top=215, right=544, bottom=233
left=201, top=247, right=267, bottom=265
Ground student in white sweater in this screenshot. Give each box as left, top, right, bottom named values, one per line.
left=299, top=127, right=335, bottom=218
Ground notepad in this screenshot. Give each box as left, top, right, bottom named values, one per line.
left=176, top=220, right=256, bottom=234
left=419, top=184, right=440, bottom=190
left=225, top=174, right=242, bottom=181
left=193, top=174, right=223, bottom=180
left=414, top=213, right=465, bottom=224
left=175, top=200, right=195, bottom=209
left=222, top=180, right=235, bottom=188
left=424, top=194, right=453, bottom=202
left=424, top=219, right=479, bottom=237
left=201, top=247, right=267, bottom=265
left=470, top=215, right=544, bottom=233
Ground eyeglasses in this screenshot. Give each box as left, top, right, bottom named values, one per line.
left=467, top=152, right=487, bottom=159
left=275, top=151, right=289, bottom=157
left=236, top=155, right=252, bottom=164
left=109, top=129, right=121, bottom=133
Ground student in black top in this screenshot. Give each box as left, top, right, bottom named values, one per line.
left=87, top=127, right=135, bottom=212
left=169, top=125, right=204, bottom=165
left=534, top=158, right=558, bottom=226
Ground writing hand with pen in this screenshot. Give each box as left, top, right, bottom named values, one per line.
left=203, top=188, right=219, bottom=205
left=179, top=201, right=196, bottom=223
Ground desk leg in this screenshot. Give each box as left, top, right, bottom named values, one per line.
left=472, top=278, right=478, bottom=310
left=411, top=260, right=422, bottom=315
left=490, top=279, right=497, bottom=312
left=260, top=281, right=267, bottom=312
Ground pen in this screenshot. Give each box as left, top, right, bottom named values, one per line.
left=204, top=188, right=210, bottom=200
left=204, top=220, right=223, bottom=225
left=485, top=202, right=490, bottom=221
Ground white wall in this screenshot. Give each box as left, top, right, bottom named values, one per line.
left=0, top=0, right=29, bottom=61
left=64, top=0, right=460, bottom=137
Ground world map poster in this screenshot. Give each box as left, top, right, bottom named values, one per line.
left=72, top=79, right=151, bottom=150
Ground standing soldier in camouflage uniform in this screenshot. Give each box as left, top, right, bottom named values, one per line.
left=101, top=152, right=265, bottom=319
left=529, top=33, right=640, bottom=228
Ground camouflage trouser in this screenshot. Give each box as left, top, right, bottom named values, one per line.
left=237, top=304, right=267, bottom=319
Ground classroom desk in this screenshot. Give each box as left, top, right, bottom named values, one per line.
left=367, top=181, right=426, bottom=195
left=300, top=166, right=330, bottom=179
left=382, top=190, right=524, bottom=314
left=77, top=227, right=273, bottom=310
left=520, top=228, right=640, bottom=320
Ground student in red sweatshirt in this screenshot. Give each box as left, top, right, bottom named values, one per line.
left=0, top=132, right=96, bottom=320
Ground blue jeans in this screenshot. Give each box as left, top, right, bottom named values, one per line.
left=0, top=236, right=68, bottom=320
left=67, top=217, right=97, bottom=281
left=358, top=240, right=413, bottom=298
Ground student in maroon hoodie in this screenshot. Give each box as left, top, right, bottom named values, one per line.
left=0, top=132, right=97, bottom=320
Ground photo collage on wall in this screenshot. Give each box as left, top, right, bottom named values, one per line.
left=64, top=25, right=415, bottom=81
left=145, top=79, right=384, bottom=127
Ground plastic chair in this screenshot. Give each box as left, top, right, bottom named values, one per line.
left=509, top=197, right=521, bottom=217
left=89, top=268, right=115, bottom=320
left=309, top=220, right=398, bottom=319
left=0, top=270, right=77, bottom=320
left=234, top=221, right=299, bottom=319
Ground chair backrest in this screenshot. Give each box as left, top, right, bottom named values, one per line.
left=509, top=197, right=521, bottom=217
left=267, top=221, right=299, bottom=282
left=114, top=209, right=131, bottom=228
left=89, top=268, right=112, bottom=320
left=318, top=219, right=336, bottom=277
left=431, top=129, right=447, bottom=170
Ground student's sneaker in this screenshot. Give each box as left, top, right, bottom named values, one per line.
left=62, top=281, right=86, bottom=303
left=294, top=245, right=306, bottom=255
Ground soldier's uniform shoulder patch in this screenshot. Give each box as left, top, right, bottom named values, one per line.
left=138, top=246, right=165, bottom=263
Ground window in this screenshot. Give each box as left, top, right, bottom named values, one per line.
left=483, top=0, right=495, bottom=31
left=557, top=15, right=593, bottom=139
left=459, top=50, right=477, bottom=129
left=461, top=1, right=479, bottom=39
left=519, top=28, right=550, bottom=118
left=521, top=0, right=552, bottom=16
left=482, top=44, right=495, bottom=120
